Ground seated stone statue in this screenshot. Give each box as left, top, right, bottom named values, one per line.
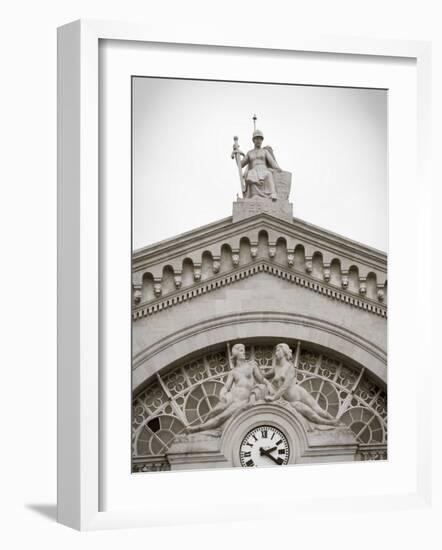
left=241, top=129, right=282, bottom=201
left=265, top=343, right=343, bottom=430
left=186, top=343, right=272, bottom=433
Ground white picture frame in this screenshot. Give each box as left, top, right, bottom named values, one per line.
left=57, top=19, right=432, bottom=531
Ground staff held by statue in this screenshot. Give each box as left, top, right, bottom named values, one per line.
left=231, top=135, right=246, bottom=194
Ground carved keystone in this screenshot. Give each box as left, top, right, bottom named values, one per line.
left=212, top=257, right=221, bottom=273
left=193, top=264, right=202, bottom=282
left=174, top=273, right=182, bottom=289
left=287, top=253, right=294, bottom=267
left=153, top=278, right=162, bottom=297
left=133, top=284, right=142, bottom=304
left=377, top=286, right=385, bottom=302
left=132, top=272, right=143, bottom=303
left=323, top=264, right=331, bottom=282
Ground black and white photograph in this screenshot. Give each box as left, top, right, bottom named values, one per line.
left=131, top=77, right=388, bottom=473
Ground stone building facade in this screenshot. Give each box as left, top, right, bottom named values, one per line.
left=131, top=166, right=387, bottom=472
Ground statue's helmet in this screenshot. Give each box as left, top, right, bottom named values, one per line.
left=252, top=129, right=264, bottom=140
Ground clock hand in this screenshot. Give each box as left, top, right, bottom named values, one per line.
left=259, top=447, right=283, bottom=465
left=265, top=452, right=284, bottom=466
left=260, top=446, right=277, bottom=454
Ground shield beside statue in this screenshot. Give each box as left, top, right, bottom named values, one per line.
left=274, top=170, right=292, bottom=201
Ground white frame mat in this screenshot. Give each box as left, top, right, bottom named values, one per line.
left=57, top=19, right=432, bottom=531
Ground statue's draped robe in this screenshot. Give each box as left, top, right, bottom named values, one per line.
left=243, top=146, right=279, bottom=199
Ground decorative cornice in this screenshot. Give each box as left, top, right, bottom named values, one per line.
left=358, top=444, right=387, bottom=461
left=133, top=213, right=387, bottom=275
left=132, top=456, right=170, bottom=472
left=132, top=259, right=387, bottom=320
left=133, top=215, right=233, bottom=263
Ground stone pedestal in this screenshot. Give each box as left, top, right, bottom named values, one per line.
left=233, top=197, right=293, bottom=223
left=232, top=170, right=293, bottom=223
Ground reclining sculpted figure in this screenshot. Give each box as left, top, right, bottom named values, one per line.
left=186, top=343, right=272, bottom=433
left=265, top=343, right=342, bottom=430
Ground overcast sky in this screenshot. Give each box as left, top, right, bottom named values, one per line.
left=132, top=77, right=387, bottom=252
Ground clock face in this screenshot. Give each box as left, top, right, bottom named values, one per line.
left=239, top=425, right=290, bottom=467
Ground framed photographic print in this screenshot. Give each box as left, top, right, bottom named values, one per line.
left=57, top=20, right=432, bottom=530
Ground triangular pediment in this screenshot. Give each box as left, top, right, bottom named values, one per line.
left=132, top=258, right=386, bottom=321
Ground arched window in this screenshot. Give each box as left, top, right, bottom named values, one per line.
left=132, top=342, right=387, bottom=470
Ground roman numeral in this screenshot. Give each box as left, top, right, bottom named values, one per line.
left=278, top=449, right=285, bottom=455
left=246, top=459, right=254, bottom=467
left=261, top=429, right=268, bottom=439
left=244, top=451, right=251, bottom=458
left=252, top=434, right=258, bottom=442
left=276, top=439, right=282, bottom=446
